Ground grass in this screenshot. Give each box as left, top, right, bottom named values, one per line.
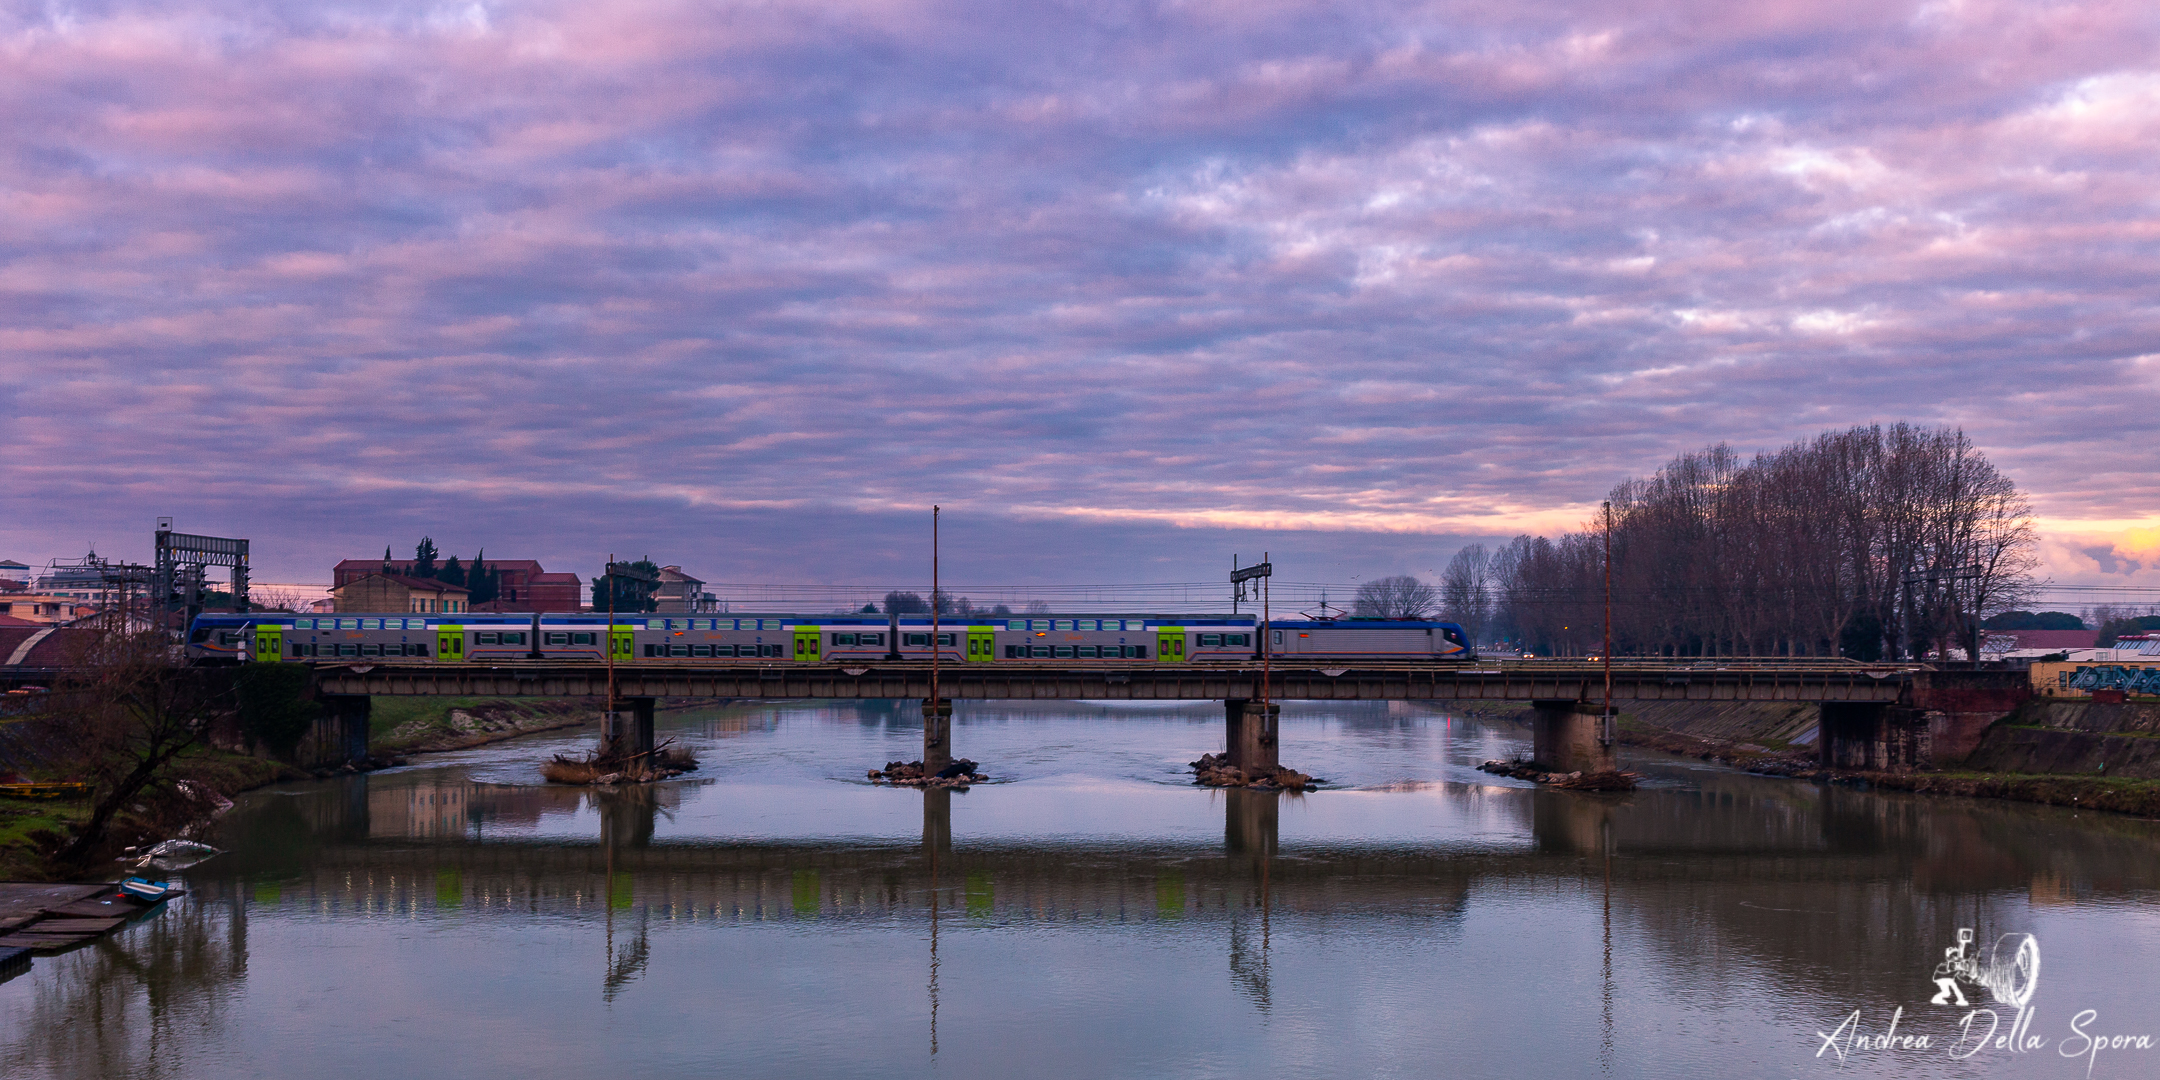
left=0, top=795, right=85, bottom=879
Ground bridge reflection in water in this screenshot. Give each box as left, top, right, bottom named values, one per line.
left=10, top=758, right=2160, bottom=1079
left=168, top=769, right=2160, bottom=1002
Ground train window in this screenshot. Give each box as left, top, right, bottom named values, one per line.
left=936, top=633, right=955, bottom=647
left=1051, top=646, right=1072, bottom=658
left=671, top=645, right=690, bottom=657
left=1076, top=645, right=1097, bottom=658
left=1225, top=634, right=1249, bottom=647
left=763, top=644, right=783, bottom=657
left=1133, top=644, right=1146, bottom=658
left=475, top=632, right=497, bottom=645
left=1029, top=645, right=1050, bottom=658
left=357, top=643, right=378, bottom=656
left=688, top=645, right=708, bottom=657
left=338, top=619, right=357, bottom=629
left=339, top=643, right=359, bottom=656
left=832, top=633, right=854, bottom=646
left=502, top=632, right=525, bottom=645
left=571, top=633, right=595, bottom=646
left=864, top=633, right=884, bottom=646
left=904, top=633, right=928, bottom=647
left=1007, top=620, right=1024, bottom=631
left=545, top=632, right=568, bottom=646
left=1198, top=634, right=1220, bottom=647
left=1273, top=631, right=1283, bottom=645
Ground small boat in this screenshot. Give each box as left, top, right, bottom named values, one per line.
left=118, top=878, right=174, bottom=903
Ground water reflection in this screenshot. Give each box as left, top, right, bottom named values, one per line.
left=5, top=703, right=2160, bottom=1079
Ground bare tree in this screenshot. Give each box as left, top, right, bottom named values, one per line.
left=52, top=631, right=227, bottom=863
left=1353, top=575, right=1438, bottom=620
left=1440, top=544, right=1492, bottom=643
left=251, top=586, right=310, bottom=613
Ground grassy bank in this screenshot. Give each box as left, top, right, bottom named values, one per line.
left=0, top=746, right=304, bottom=880
left=1839, top=771, right=2160, bottom=817
left=370, top=697, right=600, bottom=754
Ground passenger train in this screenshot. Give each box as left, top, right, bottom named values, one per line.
left=186, top=611, right=1476, bottom=665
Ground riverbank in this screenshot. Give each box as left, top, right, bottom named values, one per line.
left=370, top=697, right=600, bottom=755
left=1456, top=700, right=2160, bottom=818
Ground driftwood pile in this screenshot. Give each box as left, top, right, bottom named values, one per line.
left=543, top=739, right=701, bottom=786
left=1189, top=753, right=1318, bottom=791
left=1477, top=759, right=1639, bottom=791
left=868, top=759, right=986, bottom=788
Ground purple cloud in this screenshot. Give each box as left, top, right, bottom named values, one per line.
left=5, top=0, right=2160, bottom=598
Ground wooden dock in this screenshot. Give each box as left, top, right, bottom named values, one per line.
left=0, top=881, right=176, bottom=973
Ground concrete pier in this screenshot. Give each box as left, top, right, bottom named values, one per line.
left=601, top=697, right=656, bottom=758
left=1530, top=700, right=1616, bottom=773
left=1818, top=701, right=1930, bottom=771
left=1225, top=700, right=1280, bottom=772
left=314, top=695, right=371, bottom=766
left=922, top=698, right=953, bottom=771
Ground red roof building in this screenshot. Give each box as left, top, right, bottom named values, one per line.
left=333, top=558, right=583, bottom=612
left=1984, top=628, right=2097, bottom=651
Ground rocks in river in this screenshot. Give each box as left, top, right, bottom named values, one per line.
left=1189, top=753, right=1320, bottom=791
left=868, top=759, right=986, bottom=788
left=1477, top=759, right=1639, bottom=791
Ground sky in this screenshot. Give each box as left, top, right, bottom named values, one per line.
left=4, top=0, right=2159, bottom=608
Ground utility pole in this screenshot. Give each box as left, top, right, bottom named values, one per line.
left=924, top=506, right=952, bottom=770
left=1602, top=501, right=1615, bottom=751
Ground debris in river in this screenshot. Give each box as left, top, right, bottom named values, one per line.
left=1189, top=753, right=1320, bottom=791
left=1477, top=759, right=1639, bottom=791
left=543, top=738, right=700, bottom=785
left=868, top=759, right=986, bottom=788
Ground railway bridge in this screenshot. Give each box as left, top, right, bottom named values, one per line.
left=302, top=658, right=1946, bottom=775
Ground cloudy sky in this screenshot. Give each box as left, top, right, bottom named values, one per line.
left=4, top=0, right=2158, bottom=605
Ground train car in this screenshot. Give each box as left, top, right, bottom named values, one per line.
left=189, top=611, right=1472, bottom=666
left=1268, top=619, right=1474, bottom=661
left=186, top=612, right=542, bottom=663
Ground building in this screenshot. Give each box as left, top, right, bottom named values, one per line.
left=655, top=566, right=719, bottom=612
left=0, top=594, right=98, bottom=624
left=332, top=558, right=582, bottom=612
left=0, top=560, right=28, bottom=592
left=1982, top=628, right=2097, bottom=653
left=331, top=573, right=471, bottom=614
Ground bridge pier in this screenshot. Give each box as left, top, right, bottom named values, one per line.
left=1818, top=702, right=1929, bottom=771
left=601, top=698, right=656, bottom=759
left=923, top=698, right=953, bottom=771
left=316, top=695, right=371, bottom=766
left=1225, top=700, right=1279, bottom=772
left=1530, top=700, right=1615, bottom=774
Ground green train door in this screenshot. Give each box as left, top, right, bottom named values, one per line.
left=966, top=627, right=995, bottom=662
left=252, top=625, right=283, bottom=663
left=793, top=627, right=821, bottom=662
left=1156, top=627, right=1185, bottom=662
left=610, top=625, right=636, bottom=662
left=436, top=625, right=466, bottom=661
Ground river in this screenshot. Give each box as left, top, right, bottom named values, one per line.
left=4, top=700, right=2159, bottom=1079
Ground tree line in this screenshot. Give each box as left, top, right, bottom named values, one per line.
left=391, top=537, right=503, bottom=606
left=1364, top=424, right=2040, bottom=660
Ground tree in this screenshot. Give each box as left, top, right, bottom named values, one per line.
left=1353, top=575, right=1437, bottom=619
left=412, top=537, right=439, bottom=580
left=1023, top=600, right=1052, bottom=614
left=1441, top=545, right=1492, bottom=643
left=466, top=549, right=500, bottom=607
left=52, top=631, right=228, bottom=863
left=883, top=591, right=927, bottom=614
left=439, top=555, right=464, bottom=591
left=590, top=559, right=661, bottom=613
left=861, top=603, right=880, bottom=613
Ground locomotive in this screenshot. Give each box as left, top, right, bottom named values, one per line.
left=186, top=611, right=1475, bottom=665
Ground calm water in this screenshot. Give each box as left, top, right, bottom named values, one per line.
left=5, top=700, right=2160, bottom=1079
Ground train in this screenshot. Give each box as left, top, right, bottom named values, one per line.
left=185, top=611, right=1476, bottom=665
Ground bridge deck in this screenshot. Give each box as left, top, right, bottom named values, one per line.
left=309, top=660, right=1913, bottom=702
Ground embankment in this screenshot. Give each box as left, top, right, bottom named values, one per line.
left=370, top=697, right=601, bottom=754
left=1459, top=697, right=2160, bottom=818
